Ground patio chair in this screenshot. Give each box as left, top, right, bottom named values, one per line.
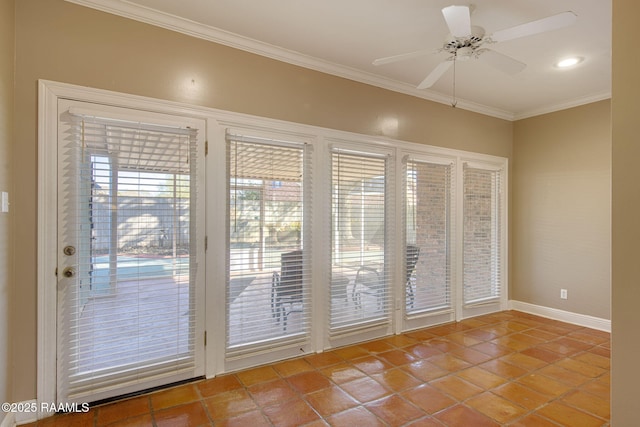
left=352, top=265, right=384, bottom=311
left=352, top=245, right=420, bottom=311
left=405, top=245, right=420, bottom=308
left=271, top=250, right=303, bottom=331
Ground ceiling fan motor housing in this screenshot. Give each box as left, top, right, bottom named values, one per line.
left=443, top=25, right=486, bottom=59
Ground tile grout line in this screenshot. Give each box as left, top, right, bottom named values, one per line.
left=28, top=311, right=610, bottom=426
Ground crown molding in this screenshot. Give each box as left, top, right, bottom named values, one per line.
left=65, top=0, right=516, bottom=120
left=512, top=91, right=612, bottom=121
left=66, top=0, right=607, bottom=121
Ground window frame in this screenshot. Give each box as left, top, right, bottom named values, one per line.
left=400, top=153, right=458, bottom=331
left=326, top=141, right=396, bottom=347
left=456, top=159, right=508, bottom=320
left=224, top=131, right=314, bottom=358
left=40, top=81, right=508, bottom=402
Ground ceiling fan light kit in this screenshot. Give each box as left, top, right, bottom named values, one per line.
left=373, top=4, right=579, bottom=97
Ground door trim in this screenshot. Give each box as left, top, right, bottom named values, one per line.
left=37, top=80, right=213, bottom=417
left=38, top=80, right=60, bottom=417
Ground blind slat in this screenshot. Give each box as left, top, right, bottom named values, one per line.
left=330, top=150, right=392, bottom=333
left=404, top=158, right=453, bottom=315
left=58, top=110, right=199, bottom=401
left=226, top=137, right=312, bottom=353
left=463, top=165, right=502, bottom=304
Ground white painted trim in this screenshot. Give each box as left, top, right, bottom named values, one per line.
left=64, top=0, right=611, bottom=121
left=64, top=0, right=516, bottom=120
left=0, top=412, right=15, bottom=427
left=39, top=79, right=511, bottom=395
left=0, top=400, right=41, bottom=426
left=512, top=91, right=612, bottom=121
left=457, top=159, right=509, bottom=320
left=37, top=81, right=59, bottom=413
left=38, top=80, right=211, bottom=410
left=36, top=79, right=507, bottom=164
left=204, top=120, right=227, bottom=379
left=14, top=401, right=38, bottom=426
left=509, top=300, right=611, bottom=332
left=0, top=400, right=48, bottom=426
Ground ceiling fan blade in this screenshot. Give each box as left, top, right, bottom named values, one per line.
left=372, top=48, right=435, bottom=66
left=480, top=49, right=526, bottom=75
left=491, top=11, right=577, bottom=43
left=442, top=5, right=472, bottom=38
left=417, top=61, right=453, bottom=89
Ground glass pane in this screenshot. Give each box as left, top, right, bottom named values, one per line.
left=463, top=167, right=501, bottom=303
left=58, top=108, right=201, bottom=402
left=76, top=161, right=192, bottom=373
left=330, top=152, right=388, bottom=330
left=405, top=160, right=451, bottom=313
left=227, top=141, right=308, bottom=349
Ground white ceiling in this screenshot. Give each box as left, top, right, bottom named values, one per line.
left=69, top=0, right=611, bottom=120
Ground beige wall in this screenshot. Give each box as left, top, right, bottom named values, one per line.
left=512, top=101, right=611, bottom=320
left=0, top=0, right=14, bottom=420
left=8, top=0, right=619, bottom=409
left=612, top=0, right=640, bottom=424
left=12, top=0, right=512, bottom=400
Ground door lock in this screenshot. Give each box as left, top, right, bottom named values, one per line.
left=63, top=246, right=76, bottom=256
left=62, top=267, right=75, bottom=278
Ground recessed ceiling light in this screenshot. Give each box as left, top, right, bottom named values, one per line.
left=555, top=57, right=583, bottom=68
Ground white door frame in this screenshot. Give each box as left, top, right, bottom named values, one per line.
left=37, top=80, right=213, bottom=415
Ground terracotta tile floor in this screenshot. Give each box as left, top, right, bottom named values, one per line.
left=26, top=310, right=610, bottom=426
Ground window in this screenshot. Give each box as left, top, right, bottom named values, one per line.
left=463, top=163, right=503, bottom=305
left=41, top=81, right=510, bottom=401
left=404, top=157, right=454, bottom=315
left=329, top=148, right=393, bottom=334
left=226, top=133, right=312, bottom=355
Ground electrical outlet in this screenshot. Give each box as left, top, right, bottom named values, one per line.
left=560, top=289, right=568, bottom=300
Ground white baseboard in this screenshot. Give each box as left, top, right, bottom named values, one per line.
left=509, top=300, right=611, bottom=332
left=8, top=400, right=38, bottom=426
left=0, top=412, right=15, bottom=427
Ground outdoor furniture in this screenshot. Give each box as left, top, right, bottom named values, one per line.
left=405, top=245, right=420, bottom=308
left=271, top=250, right=303, bottom=330
left=352, top=265, right=384, bottom=310
left=352, top=245, right=420, bottom=310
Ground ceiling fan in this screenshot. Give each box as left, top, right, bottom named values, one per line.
left=373, top=5, right=577, bottom=90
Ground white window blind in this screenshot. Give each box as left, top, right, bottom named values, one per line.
left=405, top=158, right=453, bottom=314
left=330, top=149, right=392, bottom=332
left=59, top=111, right=199, bottom=401
left=463, top=164, right=502, bottom=305
left=226, top=134, right=312, bottom=354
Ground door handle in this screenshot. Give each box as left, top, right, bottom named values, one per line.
left=62, top=267, right=76, bottom=278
